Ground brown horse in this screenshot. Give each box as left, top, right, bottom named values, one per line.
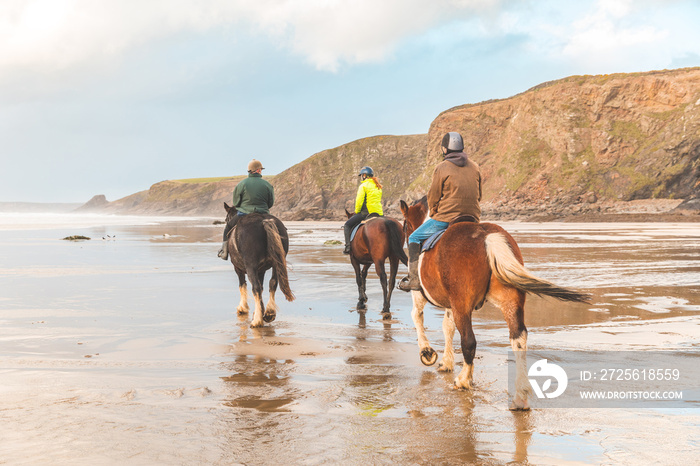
left=399, top=197, right=589, bottom=410
left=224, top=203, right=294, bottom=327
left=344, top=210, right=408, bottom=318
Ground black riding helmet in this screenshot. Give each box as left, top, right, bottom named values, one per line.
left=358, top=166, right=374, bottom=177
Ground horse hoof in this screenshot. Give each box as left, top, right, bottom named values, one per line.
left=453, top=378, right=474, bottom=390
left=420, top=348, right=438, bottom=366
left=382, top=312, right=391, bottom=320
left=509, top=396, right=530, bottom=411
left=263, top=312, right=276, bottom=323
left=357, top=302, right=367, bottom=310
left=237, top=306, right=249, bottom=315
left=437, top=363, right=453, bottom=373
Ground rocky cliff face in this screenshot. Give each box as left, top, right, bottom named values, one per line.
left=87, top=134, right=428, bottom=220
left=426, top=68, right=700, bottom=219
left=96, top=177, right=245, bottom=217
left=270, top=134, right=428, bottom=220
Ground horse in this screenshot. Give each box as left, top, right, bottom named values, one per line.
left=344, top=210, right=408, bottom=319
left=399, top=196, right=590, bottom=410
left=224, top=203, right=295, bottom=327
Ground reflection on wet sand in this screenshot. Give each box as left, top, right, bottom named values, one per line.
left=218, top=320, right=547, bottom=464
left=512, top=411, right=534, bottom=464
left=221, top=355, right=295, bottom=413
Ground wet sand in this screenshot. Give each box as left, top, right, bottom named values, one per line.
left=0, top=216, right=698, bottom=464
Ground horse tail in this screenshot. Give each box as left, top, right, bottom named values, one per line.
left=386, top=219, right=408, bottom=265
left=485, top=233, right=590, bottom=303
left=263, top=219, right=295, bottom=302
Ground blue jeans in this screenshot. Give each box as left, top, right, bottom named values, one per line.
left=408, top=218, right=449, bottom=245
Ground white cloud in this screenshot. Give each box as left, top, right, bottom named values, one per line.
left=561, top=0, right=667, bottom=62
left=0, top=0, right=236, bottom=70
left=483, top=0, right=696, bottom=72
left=0, top=0, right=510, bottom=74
left=0, top=0, right=696, bottom=83
left=259, top=0, right=508, bottom=71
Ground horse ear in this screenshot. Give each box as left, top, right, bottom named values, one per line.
left=345, top=208, right=352, bottom=219
left=400, top=200, right=409, bottom=217
left=224, top=202, right=231, bottom=212
left=419, top=196, right=428, bottom=209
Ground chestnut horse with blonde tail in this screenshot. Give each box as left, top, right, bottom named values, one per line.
left=224, top=203, right=295, bottom=328
left=399, top=197, right=590, bottom=410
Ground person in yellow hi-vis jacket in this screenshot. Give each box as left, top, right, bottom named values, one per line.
left=343, top=166, right=384, bottom=254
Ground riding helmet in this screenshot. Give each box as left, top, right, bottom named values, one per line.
left=441, top=132, right=464, bottom=152
left=247, top=159, right=264, bottom=172
left=358, top=166, right=374, bottom=177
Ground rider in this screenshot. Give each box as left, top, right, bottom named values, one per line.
left=398, top=132, right=482, bottom=291
left=218, top=159, right=275, bottom=260
left=343, top=166, right=383, bottom=254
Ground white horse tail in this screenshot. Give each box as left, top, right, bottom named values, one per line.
left=263, top=219, right=295, bottom=301
left=485, top=233, right=590, bottom=303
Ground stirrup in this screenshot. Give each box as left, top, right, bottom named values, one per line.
left=218, top=246, right=228, bottom=260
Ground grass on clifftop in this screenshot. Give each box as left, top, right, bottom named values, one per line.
left=173, top=175, right=275, bottom=184
left=173, top=177, right=237, bottom=184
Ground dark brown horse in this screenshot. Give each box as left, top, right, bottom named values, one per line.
left=399, top=197, right=590, bottom=409
left=224, top=203, right=294, bottom=327
left=344, top=210, right=408, bottom=318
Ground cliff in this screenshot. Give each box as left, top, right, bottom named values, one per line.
left=96, top=177, right=247, bottom=217
left=269, top=134, right=428, bottom=220
left=426, top=68, right=700, bottom=219
left=82, top=68, right=700, bottom=221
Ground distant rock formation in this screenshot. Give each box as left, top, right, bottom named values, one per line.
left=94, top=177, right=245, bottom=217
left=74, top=194, right=109, bottom=211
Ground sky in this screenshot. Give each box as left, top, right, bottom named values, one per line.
left=1, top=0, right=699, bottom=203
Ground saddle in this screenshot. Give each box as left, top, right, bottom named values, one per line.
left=421, top=230, right=446, bottom=252
left=449, top=215, right=478, bottom=225
left=421, top=215, right=478, bottom=253
left=350, top=214, right=382, bottom=242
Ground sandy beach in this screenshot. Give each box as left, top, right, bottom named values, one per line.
left=0, top=215, right=698, bottom=464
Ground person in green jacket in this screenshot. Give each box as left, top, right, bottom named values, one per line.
left=343, top=166, right=383, bottom=254
left=218, top=159, right=275, bottom=260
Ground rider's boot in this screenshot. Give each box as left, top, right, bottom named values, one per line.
left=398, top=242, right=421, bottom=291
left=343, top=225, right=352, bottom=254
left=217, top=241, right=228, bottom=260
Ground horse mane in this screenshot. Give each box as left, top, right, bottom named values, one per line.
left=412, top=196, right=429, bottom=223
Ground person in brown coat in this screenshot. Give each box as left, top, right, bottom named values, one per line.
left=398, top=132, right=482, bottom=291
